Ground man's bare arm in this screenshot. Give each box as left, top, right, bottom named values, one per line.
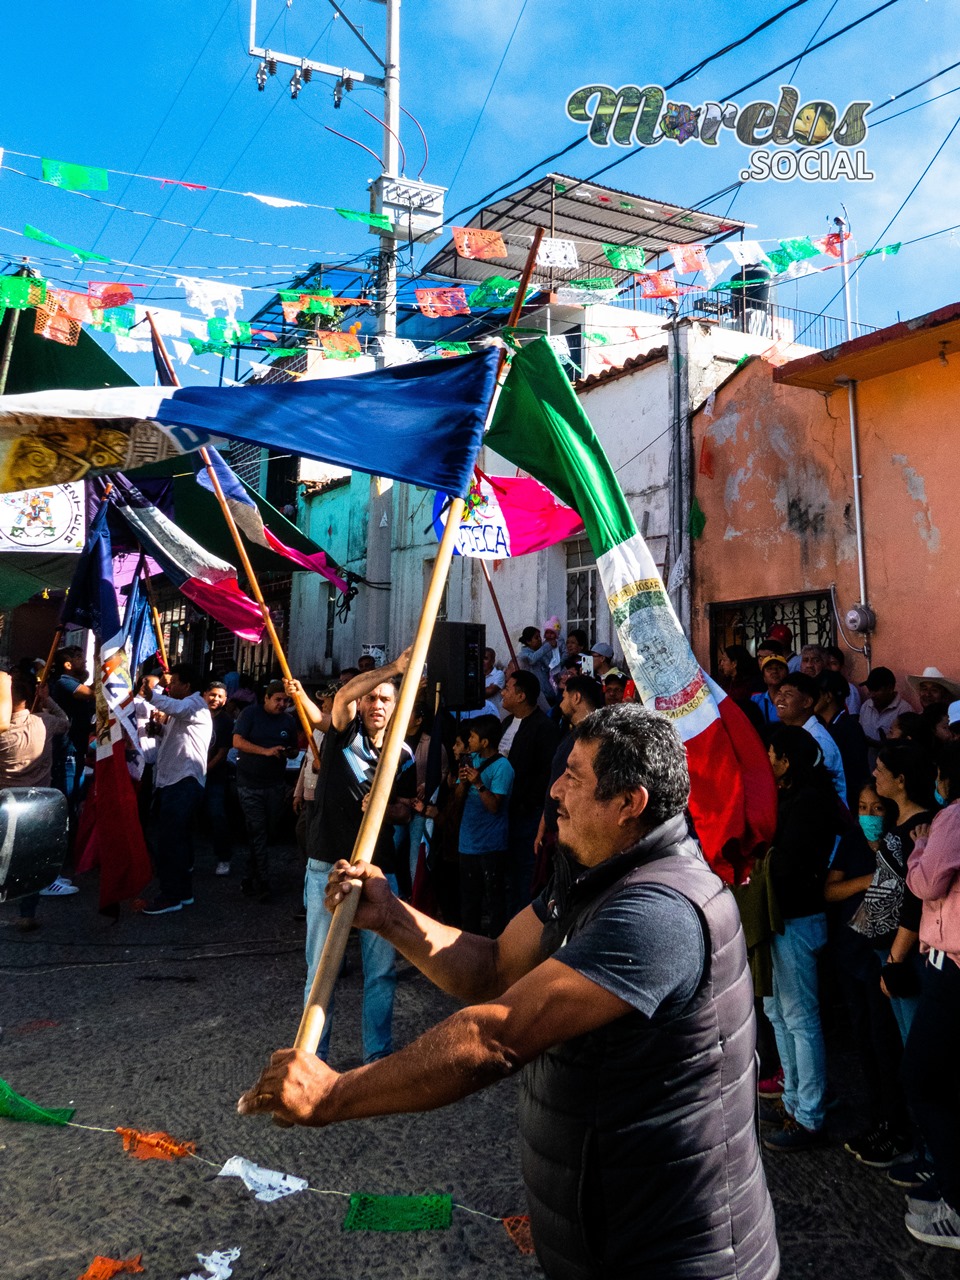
left=325, top=859, right=545, bottom=1003
left=284, top=679, right=330, bottom=733
left=332, top=647, right=412, bottom=731
left=239, top=957, right=630, bottom=1127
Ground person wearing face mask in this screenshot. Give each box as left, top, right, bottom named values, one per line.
left=901, top=743, right=960, bottom=1251
left=851, top=745, right=937, bottom=1047
left=825, top=784, right=913, bottom=1169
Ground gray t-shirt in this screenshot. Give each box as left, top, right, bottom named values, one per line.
left=534, top=882, right=705, bottom=1020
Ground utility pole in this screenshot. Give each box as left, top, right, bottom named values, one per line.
left=249, top=0, right=447, bottom=661
left=834, top=210, right=874, bottom=658
left=363, top=0, right=401, bottom=659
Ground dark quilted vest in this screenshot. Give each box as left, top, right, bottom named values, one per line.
left=519, top=816, right=779, bottom=1280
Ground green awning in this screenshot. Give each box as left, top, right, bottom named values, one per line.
left=0, top=306, right=137, bottom=395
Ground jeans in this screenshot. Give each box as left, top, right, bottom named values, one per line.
left=304, top=858, right=398, bottom=1064
left=507, top=810, right=541, bottom=919
left=408, top=813, right=429, bottom=888
left=874, top=947, right=923, bottom=1045
left=204, top=779, right=234, bottom=863
left=238, top=783, right=286, bottom=884
left=459, top=850, right=507, bottom=937
left=154, top=777, right=205, bottom=903
left=903, top=956, right=960, bottom=1213
left=763, top=913, right=828, bottom=1131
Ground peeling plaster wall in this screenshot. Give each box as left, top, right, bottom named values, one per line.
left=691, top=352, right=960, bottom=692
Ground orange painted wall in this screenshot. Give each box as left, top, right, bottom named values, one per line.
left=690, top=351, right=960, bottom=696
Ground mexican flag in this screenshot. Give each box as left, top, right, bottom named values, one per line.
left=486, top=339, right=775, bottom=884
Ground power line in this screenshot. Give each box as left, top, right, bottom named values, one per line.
left=83, top=0, right=236, bottom=263
left=795, top=105, right=960, bottom=342
left=438, top=0, right=825, bottom=228
left=870, top=81, right=960, bottom=127
left=447, top=0, right=530, bottom=198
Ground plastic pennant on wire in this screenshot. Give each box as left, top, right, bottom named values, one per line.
left=0, top=1075, right=75, bottom=1125
left=502, top=1215, right=536, bottom=1255
left=451, top=226, right=508, bottom=261
left=115, top=1126, right=197, bottom=1160
left=78, top=1256, right=145, bottom=1280
left=342, top=1192, right=453, bottom=1232
left=414, top=286, right=470, bottom=318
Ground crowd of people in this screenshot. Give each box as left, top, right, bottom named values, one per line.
left=3, top=615, right=960, bottom=1266
left=717, top=629, right=960, bottom=1253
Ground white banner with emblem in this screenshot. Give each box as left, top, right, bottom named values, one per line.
left=0, top=483, right=86, bottom=553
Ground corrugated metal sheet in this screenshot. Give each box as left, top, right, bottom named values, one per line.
left=422, top=173, right=746, bottom=287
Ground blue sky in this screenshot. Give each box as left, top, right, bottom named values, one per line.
left=2, top=0, right=958, bottom=384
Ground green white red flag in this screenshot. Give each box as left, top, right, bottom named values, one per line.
left=486, top=338, right=776, bottom=883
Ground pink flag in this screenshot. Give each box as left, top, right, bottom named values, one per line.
left=432, top=472, right=584, bottom=559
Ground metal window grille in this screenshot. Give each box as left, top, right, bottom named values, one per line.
left=566, top=538, right=598, bottom=640
left=708, top=591, right=835, bottom=672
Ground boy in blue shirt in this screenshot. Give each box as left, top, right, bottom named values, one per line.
left=457, top=714, right=514, bottom=937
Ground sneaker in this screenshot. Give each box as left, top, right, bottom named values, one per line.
left=180, top=896, right=195, bottom=907
left=762, top=1116, right=825, bottom=1153
left=888, top=1154, right=938, bottom=1188
left=759, top=1097, right=790, bottom=1126
left=907, top=1194, right=952, bottom=1219
left=905, top=1181, right=943, bottom=1206
left=904, top=1204, right=960, bottom=1250
left=140, top=896, right=182, bottom=916
left=844, top=1123, right=912, bottom=1168
left=215, top=862, right=231, bottom=876
left=39, top=877, right=80, bottom=897
left=758, top=1067, right=784, bottom=1098
left=15, top=917, right=41, bottom=932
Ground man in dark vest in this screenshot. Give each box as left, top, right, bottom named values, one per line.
left=240, top=704, right=779, bottom=1280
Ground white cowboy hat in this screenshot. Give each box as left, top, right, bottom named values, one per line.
left=908, top=666, right=960, bottom=700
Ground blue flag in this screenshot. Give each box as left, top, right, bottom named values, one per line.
left=60, top=504, right=121, bottom=642
left=121, top=573, right=157, bottom=672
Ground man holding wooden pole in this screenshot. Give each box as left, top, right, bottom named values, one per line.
left=239, top=704, right=779, bottom=1280
left=286, top=649, right=416, bottom=1064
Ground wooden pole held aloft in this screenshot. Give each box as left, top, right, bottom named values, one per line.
left=294, top=492, right=465, bottom=1052
left=480, top=560, right=518, bottom=669
left=292, top=233, right=545, bottom=1057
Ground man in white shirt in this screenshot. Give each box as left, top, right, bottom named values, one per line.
left=859, top=666, right=914, bottom=759
left=483, top=647, right=505, bottom=715
left=138, top=664, right=212, bottom=915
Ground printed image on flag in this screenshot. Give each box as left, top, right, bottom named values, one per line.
left=431, top=473, right=584, bottom=559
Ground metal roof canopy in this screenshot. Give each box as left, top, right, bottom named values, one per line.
left=422, top=173, right=747, bottom=287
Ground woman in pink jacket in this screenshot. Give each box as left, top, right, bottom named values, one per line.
left=902, top=742, right=960, bottom=1251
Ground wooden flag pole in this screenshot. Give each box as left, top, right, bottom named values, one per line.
left=480, top=560, right=518, bottom=669
left=34, top=627, right=63, bottom=705
left=197, top=444, right=321, bottom=770
left=292, top=231, right=545, bottom=1057
left=144, top=312, right=320, bottom=769
left=293, top=492, right=465, bottom=1051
